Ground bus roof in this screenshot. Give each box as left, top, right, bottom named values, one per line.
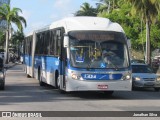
left=26, top=17, right=125, bottom=37
left=50, top=16, right=124, bottom=33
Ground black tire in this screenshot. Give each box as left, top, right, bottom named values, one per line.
left=154, top=88, right=160, bottom=92
left=132, top=86, right=136, bottom=91
left=38, top=69, right=45, bottom=86
left=55, top=72, right=59, bottom=89
left=26, top=67, right=30, bottom=78
left=27, top=74, right=30, bottom=78
left=56, top=76, right=66, bottom=94
left=0, top=82, right=5, bottom=90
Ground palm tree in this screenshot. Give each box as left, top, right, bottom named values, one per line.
left=0, top=30, right=5, bottom=48
left=0, top=4, right=27, bottom=63
left=96, top=0, right=122, bottom=14
left=125, top=0, right=160, bottom=64
left=75, top=2, right=97, bottom=16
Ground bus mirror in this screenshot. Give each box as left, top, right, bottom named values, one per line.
left=64, top=35, right=69, bottom=48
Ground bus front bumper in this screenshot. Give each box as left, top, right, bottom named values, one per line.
left=65, top=79, right=132, bottom=92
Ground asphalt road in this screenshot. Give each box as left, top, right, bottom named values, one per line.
left=0, top=64, right=160, bottom=120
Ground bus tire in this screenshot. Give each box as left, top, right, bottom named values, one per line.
left=56, top=75, right=66, bottom=94
left=154, top=88, right=160, bottom=92
left=27, top=74, right=30, bottom=78
left=55, top=71, right=59, bottom=89
left=0, top=82, right=5, bottom=90
left=38, top=69, right=45, bottom=86
left=26, top=71, right=31, bottom=78
left=26, top=67, right=30, bottom=78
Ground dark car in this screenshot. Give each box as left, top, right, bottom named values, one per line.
left=0, top=58, right=5, bottom=90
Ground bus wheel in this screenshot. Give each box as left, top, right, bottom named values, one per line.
left=25, top=66, right=30, bottom=78
left=39, top=69, right=44, bottom=86
left=57, top=76, right=60, bottom=89
left=154, top=88, right=160, bottom=92
left=0, top=82, right=5, bottom=90
left=27, top=74, right=30, bottom=78
left=55, top=72, right=59, bottom=89
left=57, top=76, right=66, bottom=94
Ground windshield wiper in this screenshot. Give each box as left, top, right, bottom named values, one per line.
left=109, top=62, right=119, bottom=71
left=103, top=53, right=119, bottom=70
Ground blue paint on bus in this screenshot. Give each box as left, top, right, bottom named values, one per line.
left=81, top=73, right=122, bottom=80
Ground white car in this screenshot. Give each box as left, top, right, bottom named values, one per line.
left=132, top=63, right=160, bottom=91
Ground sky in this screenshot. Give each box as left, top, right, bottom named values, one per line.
left=11, top=0, right=97, bottom=35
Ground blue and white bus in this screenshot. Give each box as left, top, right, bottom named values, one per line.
left=24, top=17, right=132, bottom=94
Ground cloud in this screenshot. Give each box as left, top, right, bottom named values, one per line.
left=30, top=22, right=49, bottom=31
left=50, top=14, right=59, bottom=20
left=54, top=0, right=72, bottom=9
left=24, top=21, right=49, bottom=35
left=52, top=0, right=76, bottom=19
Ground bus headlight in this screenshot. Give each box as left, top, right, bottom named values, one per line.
left=71, top=73, right=80, bottom=80
left=134, top=77, right=141, bottom=81
left=122, top=73, right=131, bottom=80
left=156, top=76, right=160, bottom=82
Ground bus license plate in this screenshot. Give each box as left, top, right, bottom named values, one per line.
left=97, top=85, right=108, bottom=89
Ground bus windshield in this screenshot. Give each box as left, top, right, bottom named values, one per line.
left=69, top=31, right=129, bottom=69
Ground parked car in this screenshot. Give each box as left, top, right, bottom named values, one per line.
left=0, top=58, right=5, bottom=90
left=132, top=63, right=160, bottom=91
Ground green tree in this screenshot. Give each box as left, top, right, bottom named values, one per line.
left=96, top=0, right=122, bottom=15
left=125, top=0, right=160, bottom=64
left=98, top=3, right=142, bottom=49
left=0, top=4, right=27, bottom=63
left=75, top=2, right=97, bottom=16
left=0, top=29, right=5, bottom=48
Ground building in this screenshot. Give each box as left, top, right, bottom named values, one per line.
left=0, top=0, right=10, bottom=30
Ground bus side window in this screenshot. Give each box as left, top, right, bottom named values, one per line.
left=38, top=33, right=43, bottom=55
left=35, top=34, right=40, bottom=55
left=43, top=31, right=50, bottom=55
left=50, top=30, right=55, bottom=55
left=55, top=29, right=61, bottom=57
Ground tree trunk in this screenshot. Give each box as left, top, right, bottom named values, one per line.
left=4, top=29, right=9, bottom=64
left=145, top=18, right=151, bottom=65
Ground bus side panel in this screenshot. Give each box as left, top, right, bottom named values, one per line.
left=34, top=55, right=60, bottom=86
left=43, top=56, right=59, bottom=86
left=34, top=56, right=42, bottom=79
